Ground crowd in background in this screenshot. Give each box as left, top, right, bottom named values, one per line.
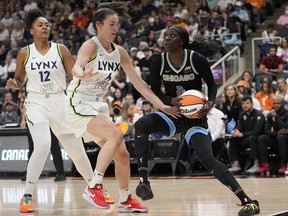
left=0, top=0, right=288, bottom=176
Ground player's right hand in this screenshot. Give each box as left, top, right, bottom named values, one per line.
left=6, top=78, right=19, bottom=90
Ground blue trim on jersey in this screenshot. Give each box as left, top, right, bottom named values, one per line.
left=185, top=127, right=210, bottom=148
left=190, top=51, right=199, bottom=75
left=160, top=53, right=165, bottom=76
left=167, top=49, right=187, bottom=74
left=154, top=111, right=176, bottom=137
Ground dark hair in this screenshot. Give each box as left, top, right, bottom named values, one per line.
left=25, top=9, right=46, bottom=30
left=242, top=95, right=253, bottom=103
left=169, top=26, right=226, bottom=58
left=92, top=2, right=129, bottom=25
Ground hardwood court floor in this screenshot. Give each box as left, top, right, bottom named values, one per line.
left=1, top=176, right=288, bottom=216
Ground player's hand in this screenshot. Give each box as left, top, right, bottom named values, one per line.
left=197, top=100, right=214, bottom=118
left=6, top=78, right=19, bottom=90
left=160, top=105, right=181, bottom=118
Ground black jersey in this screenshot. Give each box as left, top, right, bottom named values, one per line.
left=150, top=49, right=217, bottom=106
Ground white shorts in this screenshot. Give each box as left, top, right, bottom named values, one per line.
left=64, top=93, right=113, bottom=141
left=24, top=92, right=73, bottom=135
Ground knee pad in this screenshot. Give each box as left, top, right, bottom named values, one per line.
left=134, top=133, right=150, bottom=156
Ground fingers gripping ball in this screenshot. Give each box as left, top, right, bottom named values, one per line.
left=179, top=90, right=206, bottom=119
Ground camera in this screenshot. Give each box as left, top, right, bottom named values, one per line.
left=113, top=106, right=121, bottom=115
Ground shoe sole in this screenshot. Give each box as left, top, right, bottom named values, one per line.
left=20, top=209, right=34, bottom=213
left=118, top=207, right=149, bottom=213
left=136, top=184, right=154, bottom=201
left=82, top=192, right=110, bottom=209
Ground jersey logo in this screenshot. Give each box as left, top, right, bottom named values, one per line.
left=30, top=61, right=57, bottom=70
left=98, top=61, right=120, bottom=72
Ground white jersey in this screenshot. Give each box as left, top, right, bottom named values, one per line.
left=25, top=42, right=66, bottom=94
left=67, top=36, right=121, bottom=98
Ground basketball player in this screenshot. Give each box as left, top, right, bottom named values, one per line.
left=6, top=9, right=114, bottom=213
left=64, top=2, right=178, bottom=213
left=134, top=27, right=260, bottom=216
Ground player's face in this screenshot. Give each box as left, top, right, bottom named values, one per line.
left=30, top=17, right=50, bottom=40
left=97, top=14, right=119, bottom=41
left=163, top=29, right=182, bottom=52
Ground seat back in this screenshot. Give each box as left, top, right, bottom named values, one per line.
left=152, top=138, right=180, bottom=159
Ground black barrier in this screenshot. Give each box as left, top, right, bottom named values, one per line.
left=0, top=128, right=73, bottom=174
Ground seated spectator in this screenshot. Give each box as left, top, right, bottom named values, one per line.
left=245, top=87, right=261, bottom=111
left=0, top=101, right=20, bottom=126
left=228, top=96, right=265, bottom=173
left=217, top=0, right=235, bottom=12
left=0, top=22, right=10, bottom=43
left=276, top=6, right=288, bottom=27
left=138, top=47, right=153, bottom=84
left=139, top=99, right=154, bottom=117
left=257, top=96, right=288, bottom=174
left=72, top=10, right=88, bottom=29
left=0, top=63, right=6, bottom=87
left=259, top=45, right=284, bottom=80
left=211, top=19, right=227, bottom=41
left=241, top=70, right=254, bottom=88
left=3, top=54, right=16, bottom=80
left=114, top=32, right=129, bottom=52
left=260, top=23, right=278, bottom=59
left=230, top=1, right=249, bottom=41
left=110, top=68, right=127, bottom=96
left=255, top=80, right=275, bottom=116
left=124, top=92, right=141, bottom=114
left=221, top=84, right=243, bottom=134
left=276, top=37, right=288, bottom=70
left=10, top=20, right=25, bottom=43
left=237, top=80, right=249, bottom=100
left=173, top=15, right=187, bottom=29
left=207, top=11, right=221, bottom=32
left=275, top=77, right=288, bottom=109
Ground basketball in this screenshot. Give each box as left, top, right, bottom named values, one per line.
left=179, top=90, right=206, bottom=119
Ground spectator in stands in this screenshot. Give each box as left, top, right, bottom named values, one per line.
left=23, top=0, right=38, bottom=12
left=230, top=1, right=249, bottom=41
left=276, top=37, right=288, bottom=70
left=211, top=19, right=227, bottom=42
left=228, top=95, right=265, bottom=174
left=259, top=45, right=284, bottom=80
left=257, top=96, right=288, bottom=174
left=1, top=12, right=14, bottom=28
left=150, top=15, right=166, bottom=36
left=114, top=32, right=129, bottom=52
left=241, top=70, right=254, bottom=88
left=131, top=15, right=151, bottom=42
left=0, top=101, right=20, bottom=126
left=195, top=0, right=211, bottom=23
left=276, top=6, right=288, bottom=27
left=136, top=41, right=149, bottom=60
left=245, top=87, right=261, bottom=111
left=255, top=80, right=275, bottom=116
left=207, top=11, right=221, bottom=32
left=140, top=99, right=154, bottom=117
left=191, top=24, right=210, bottom=39
left=110, top=68, right=127, bottom=96
left=237, top=80, right=249, bottom=100
left=275, top=77, right=288, bottom=109
left=260, top=23, right=279, bottom=59
left=221, top=84, right=243, bottom=134
left=59, top=11, right=73, bottom=32
left=217, top=0, right=236, bottom=12
left=10, top=20, right=25, bottom=43
left=173, top=15, right=187, bottom=29
left=73, top=10, right=88, bottom=29
left=0, top=63, right=6, bottom=87
left=124, top=92, right=141, bottom=114
left=146, top=31, right=158, bottom=51
left=138, top=47, right=153, bottom=84
left=3, top=54, right=16, bottom=80
left=111, top=88, right=124, bottom=107
left=114, top=101, right=140, bottom=126
left=0, top=22, right=10, bottom=43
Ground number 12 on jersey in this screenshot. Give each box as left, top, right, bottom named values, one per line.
left=39, top=71, right=51, bottom=82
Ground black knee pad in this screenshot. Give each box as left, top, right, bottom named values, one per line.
left=134, top=133, right=150, bottom=156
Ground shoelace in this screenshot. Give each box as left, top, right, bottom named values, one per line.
left=94, top=189, right=105, bottom=200
left=22, top=198, right=32, bottom=205
left=128, top=197, right=141, bottom=205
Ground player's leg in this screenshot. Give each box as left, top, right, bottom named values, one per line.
left=50, top=129, right=66, bottom=181
left=190, top=132, right=260, bottom=216
left=20, top=122, right=51, bottom=213
left=134, top=112, right=173, bottom=201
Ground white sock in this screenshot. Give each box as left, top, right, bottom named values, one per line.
left=89, top=170, right=104, bottom=188
left=119, top=188, right=130, bottom=203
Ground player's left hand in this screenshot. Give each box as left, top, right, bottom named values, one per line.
left=160, top=105, right=182, bottom=118
left=197, top=100, right=214, bottom=118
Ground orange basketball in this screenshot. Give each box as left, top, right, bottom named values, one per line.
left=179, top=90, right=206, bottom=119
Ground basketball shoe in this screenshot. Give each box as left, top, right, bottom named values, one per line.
left=135, top=178, right=154, bottom=201
left=82, top=184, right=109, bottom=209
left=101, top=188, right=114, bottom=204
left=118, top=195, right=148, bottom=213
left=20, top=194, right=34, bottom=213
left=238, top=200, right=260, bottom=216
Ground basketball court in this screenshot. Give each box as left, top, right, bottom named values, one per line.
left=1, top=175, right=288, bottom=216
